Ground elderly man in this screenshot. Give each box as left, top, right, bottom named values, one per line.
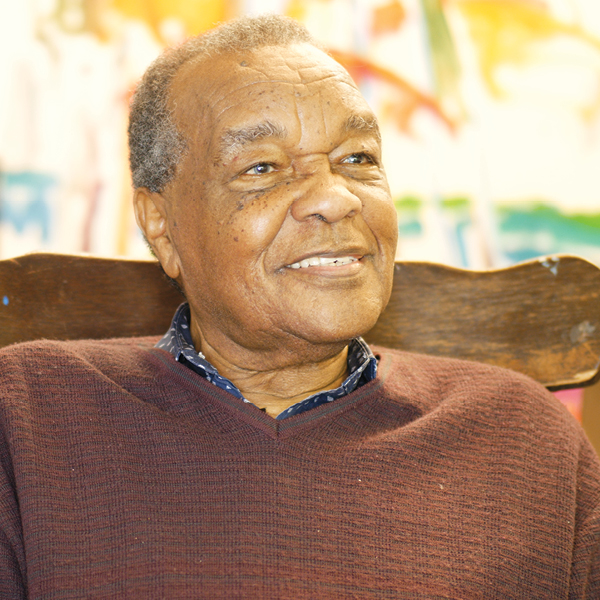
left=0, top=14, right=599, bottom=599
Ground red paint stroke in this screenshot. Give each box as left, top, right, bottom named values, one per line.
left=329, top=49, right=456, bottom=133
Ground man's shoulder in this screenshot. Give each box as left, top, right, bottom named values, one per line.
left=372, top=344, right=582, bottom=439
left=0, top=336, right=160, bottom=362
left=0, top=337, right=188, bottom=431
left=0, top=337, right=164, bottom=388
left=372, top=343, right=549, bottom=391
left=372, top=346, right=600, bottom=490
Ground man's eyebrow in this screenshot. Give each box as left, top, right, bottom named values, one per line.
left=345, top=114, right=381, bottom=142
left=218, top=121, right=287, bottom=161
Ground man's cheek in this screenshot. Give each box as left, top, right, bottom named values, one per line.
left=232, top=199, right=289, bottom=247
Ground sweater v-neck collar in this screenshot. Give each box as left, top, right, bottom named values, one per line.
left=150, top=347, right=390, bottom=440
left=155, top=303, right=378, bottom=421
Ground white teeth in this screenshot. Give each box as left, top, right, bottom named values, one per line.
left=319, top=257, right=339, bottom=265
left=287, top=256, right=359, bottom=269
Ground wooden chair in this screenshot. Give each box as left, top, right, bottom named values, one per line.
left=0, top=252, right=598, bottom=392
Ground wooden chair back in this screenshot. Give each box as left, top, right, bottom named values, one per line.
left=0, top=253, right=598, bottom=391
left=0, top=253, right=184, bottom=344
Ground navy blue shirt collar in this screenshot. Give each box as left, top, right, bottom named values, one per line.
left=156, top=303, right=377, bottom=420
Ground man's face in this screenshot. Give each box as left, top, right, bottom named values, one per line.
left=160, top=43, right=398, bottom=363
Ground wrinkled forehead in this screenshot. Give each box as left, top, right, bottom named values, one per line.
left=172, top=42, right=357, bottom=95
left=168, top=43, right=370, bottom=143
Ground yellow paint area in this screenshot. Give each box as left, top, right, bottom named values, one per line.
left=113, top=0, right=228, bottom=38
left=50, top=0, right=229, bottom=42
left=372, top=0, right=406, bottom=36
left=456, top=0, right=600, bottom=96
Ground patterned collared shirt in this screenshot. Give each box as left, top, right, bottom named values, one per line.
left=156, top=303, right=377, bottom=420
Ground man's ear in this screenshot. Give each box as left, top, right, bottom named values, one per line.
left=133, top=187, right=181, bottom=281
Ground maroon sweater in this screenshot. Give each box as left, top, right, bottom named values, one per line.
left=0, top=337, right=599, bottom=599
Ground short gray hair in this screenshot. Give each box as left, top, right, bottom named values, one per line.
left=128, top=15, right=319, bottom=192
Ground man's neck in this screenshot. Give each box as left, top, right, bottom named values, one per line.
left=192, top=327, right=350, bottom=418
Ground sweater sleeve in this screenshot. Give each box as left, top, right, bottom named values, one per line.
left=569, top=438, right=600, bottom=599
left=0, top=355, right=27, bottom=598
left=0, top=439, right=26, bottom=597
left=0, top=477, right=26, bottom=596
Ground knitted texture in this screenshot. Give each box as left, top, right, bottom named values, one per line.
left=0, top=337, right=599, bottom=599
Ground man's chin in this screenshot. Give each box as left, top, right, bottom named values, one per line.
left=285, top=307, right=383, bottom=348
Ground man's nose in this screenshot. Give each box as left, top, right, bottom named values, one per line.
left=290, top=174, right=363, bottom=223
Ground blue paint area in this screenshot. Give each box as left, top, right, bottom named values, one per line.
left=497, top=202, right=600, bottom=263
left=2, top=296, right=8, bottom=306
left=0, top=171, right=56, bottom=242
left=453, top=220, right=470, bottom=267
left=398, top=221, right=423, bottom=236
left=440, top=197, right=472, bottom=268
left=395, top=195, right=473, bottom=267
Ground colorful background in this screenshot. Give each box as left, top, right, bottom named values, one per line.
left=1, top=0, right=600, bottom=426
left=1, top=0, right=599, bottom=268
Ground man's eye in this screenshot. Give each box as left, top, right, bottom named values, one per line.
left=244, top=163, right=275, bottom=175
left=342, top=153, right=373, bottom=165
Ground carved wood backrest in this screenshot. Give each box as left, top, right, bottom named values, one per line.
left=364, top=256, right=600, bottom=390
left=1, top=253, right=598, bottom=390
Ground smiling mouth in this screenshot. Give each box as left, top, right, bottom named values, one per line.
left=286, top=256, right=361, bottom=269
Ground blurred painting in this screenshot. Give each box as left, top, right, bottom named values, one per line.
left=0, top=0, right=599, bottom=268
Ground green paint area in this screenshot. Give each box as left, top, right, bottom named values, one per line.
left=395, top=196, right=424, bottom=236
left=420, top=0, right=462, bottom=102
left=441, top=197, right=471, bottom=213
left=395, top=195, right=474, bottom=265
left=394, top=195, right=600, bottom=266
left=497, top=202, right=600, bottom=263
